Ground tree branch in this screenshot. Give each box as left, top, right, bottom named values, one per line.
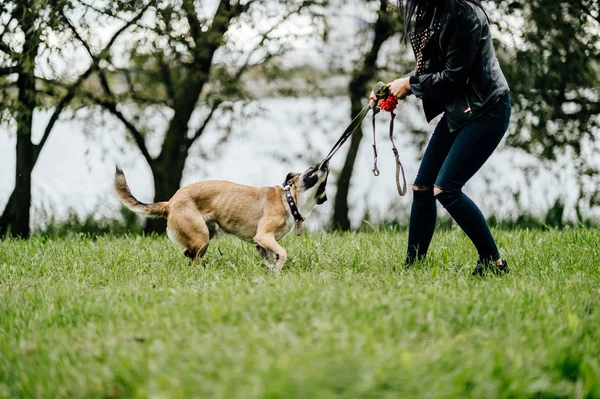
left=189, top=1, right=319, bottom=146
left=115, top=68, right=169, bottom=106
left=0, top=65, right=19, bottom=75
left=73, top=0, right=129, bottom=23
left=158, top=54, right=175, bottom=103
left=0, top=14, right=15, bottom=54
left=85, top=91, right=155, bottom=166
left=189, top=100, right=221, bottom=144
left=0, top=42, right=13, bottom=57
left=232, top=2, right=316, bottom=81
left=33, top=3, right=152, bottom=164
left=580, top=2, right=600, bottom=25
left=33, top=68, right=96, bottom=165
left=104, top=2, right=152, bottom=54
left=350, top=0, right=397, bottom=93
left=97, top=69, right=154, bottom=165
left=60, top=10, right=94, bottom=59
left=182, top=0, right=203, bottom=44
left=200, top=0, right=246, bottom=52
left=217, top=0, right=246, bottom=25
left=98, top=69, right=112, bottom=94
left=182, top=0, right=243, bottom=67
left=74, top=0, right=155, bottom=30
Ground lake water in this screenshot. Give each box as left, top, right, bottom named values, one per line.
left=0, top=96, right=596, bottom=231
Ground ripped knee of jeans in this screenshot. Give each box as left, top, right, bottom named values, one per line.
left=412, top=185, right=434, bottom=200
left=413, top=185, right=432, bottom=192
left=435, top=187, right=462, bottom=208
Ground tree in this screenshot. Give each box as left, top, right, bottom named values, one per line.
left=80, top=0, right=328, bottom=233
left=493, top=0, right=600, bottom=218
left=331, top=0, right=402, bottom=230
left=0, top=0, right=149, bottom=237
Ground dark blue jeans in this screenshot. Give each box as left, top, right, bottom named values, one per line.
left=407, top=94, right=511, bottom=265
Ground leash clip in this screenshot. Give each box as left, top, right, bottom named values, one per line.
left=372, top=106, right=380, bottom=177
left=372, top=164, right=380, bottom=177
left=372, top=143, right=380, bottom=177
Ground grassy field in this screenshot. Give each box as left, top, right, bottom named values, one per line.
left=1, top=228, right=599, bottom=398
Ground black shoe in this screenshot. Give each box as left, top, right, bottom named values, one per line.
left=472, top=261, right=486, bottom=276
left=472, top=259, right=509, bottom=276
left=493, top=260, right=509, bottom=275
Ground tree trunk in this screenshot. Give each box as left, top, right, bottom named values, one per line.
left=331, top=0, right=398, bottom=230
left=332, top=95, right=368, bottom=230
left=144, top=66, right=206, bottom=234
left=0, top=120, right=35, bottom=237
left=143, top=99, right=196, bottom=234
left=0, top=191, right=18, bottom=237
left=144, top=162, right=185, bottom=234
left=0, top=6, right=38, bottom=238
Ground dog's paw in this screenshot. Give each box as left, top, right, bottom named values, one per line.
left=264, top=263, right=281, bottom=275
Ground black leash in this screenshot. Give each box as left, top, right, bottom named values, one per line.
left=317, top=103, right=373, bottom=170
left=317, top=82, right=407, bottom=197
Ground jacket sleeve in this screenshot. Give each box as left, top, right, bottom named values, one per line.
left=410, top=11, right=482, bottom=98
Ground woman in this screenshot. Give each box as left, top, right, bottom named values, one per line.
left=371, top=0, right=511, bottom=275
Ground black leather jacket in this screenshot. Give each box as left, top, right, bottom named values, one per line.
left=409, top=3, right=509, bottom=132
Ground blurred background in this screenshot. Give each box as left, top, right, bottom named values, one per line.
left=1, top=0, right=599, bottom=237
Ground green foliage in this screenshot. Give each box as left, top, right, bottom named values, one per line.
left=486, top=200, right=598, bottom=230
left=31, top=200, right=598, bottom=238
left=490, top=0, right=600, bottom=216
left=35, top=207, right=144, bottom=237
left=0, top=0, right=95, bottom=114
left=0, top=0, right=152, bottom=237
left=495, top=1, right=600, bottom=158
left=1, top=229, right=599, bottom=398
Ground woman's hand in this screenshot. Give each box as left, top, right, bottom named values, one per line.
left=369, top=90, right=378, bottom=108
left=388, top=77, right=412, bottom=100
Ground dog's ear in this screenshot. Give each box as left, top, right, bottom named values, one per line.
left=283, top=172, right=298, bottom=187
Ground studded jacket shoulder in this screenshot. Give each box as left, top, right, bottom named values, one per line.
left=408, top=3, right=510, bottom=132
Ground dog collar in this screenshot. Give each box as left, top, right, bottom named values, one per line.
left=284, top=185, right=304, bottom=236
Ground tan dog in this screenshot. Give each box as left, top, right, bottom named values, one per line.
left=114, top=165, right=329, bottom=274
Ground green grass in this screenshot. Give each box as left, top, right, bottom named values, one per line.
left=1, top=228, right=599, bottom=398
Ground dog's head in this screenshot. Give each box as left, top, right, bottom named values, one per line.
left=283, top=163, right=329, bottom=214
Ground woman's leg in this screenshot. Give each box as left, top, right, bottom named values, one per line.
left=406, top=117, right=456, bottom=266
left=433, top=95, right=511, bottom=264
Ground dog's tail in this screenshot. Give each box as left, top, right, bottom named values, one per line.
left=114, top=166, right=169, bottom=218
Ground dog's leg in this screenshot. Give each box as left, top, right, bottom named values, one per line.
left=207, top=221, right=219, bottom=239
left=184, top=242, right=210, bottom=262
left=167, top=208, right=211, bottom=263
left=256, top=245, right=277, bottom=270
left=254, top=234, right=287, bottom=274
